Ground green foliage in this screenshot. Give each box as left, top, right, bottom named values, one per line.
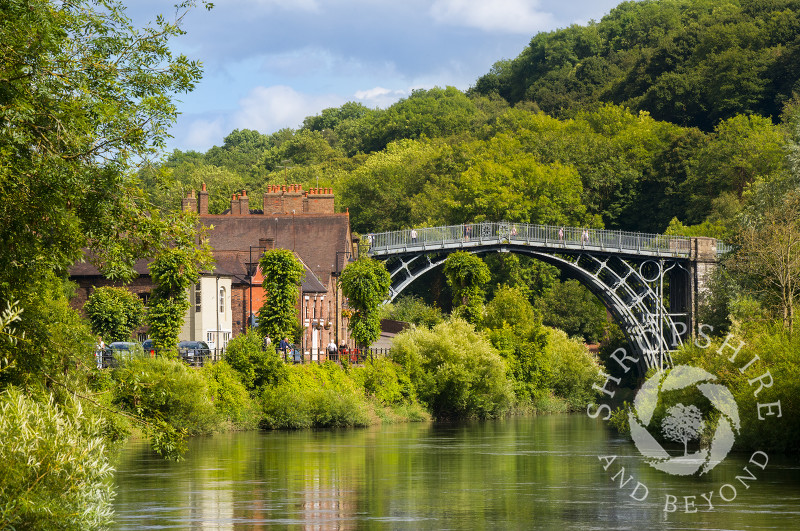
left=483, top=285, right=539, bottom=334
left=145, top=296, right=190, bottom=356
left=0, top=274, right=95, bottom=389
left=340, top=257, right=391, bottom=347
left=340, top=138, right=448, bottom=233
left=454, top=134, right=589, bottom=225
left=391, top=319, right=514, bottom=419
left=541, top=328, right=603, bottom=411
left=257, top=249, right=305, bottom=342
left=0, top=388, right=114, bottom=530
left=201, top=360, right=260, bottom=429
left=0, top=0, right=205, bottom=289
left=146, top=211, right=214, bottom=355
left=380, top=296, right=444, bottom=329
left=672, top=321, right=800, bottom=453
left=484, top=301, right=551, bottom=402
left=223, top=330, right=287, bottom=392
left=84, top=286, right=144, bottom=342
left=535, top=279, right=609, bottom=343
left=728, top=191, right=800, bottom=333
left=260, top=363, right=373, bottom=429
left=470, top=0, right=800, bottom=131
left=443, top=251, right=491, bottom=325
left=112, top=356, right=220, bottom=440
left=359, top=357, right=416, bottom=405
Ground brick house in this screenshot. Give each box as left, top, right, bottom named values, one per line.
left=71, top=183, right=358, bottom=359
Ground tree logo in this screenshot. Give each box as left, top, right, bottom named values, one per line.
left=628, top=365, right=741, bottom=476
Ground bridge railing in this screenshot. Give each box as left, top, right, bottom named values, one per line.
left=368, top=222, right=693, bottom=257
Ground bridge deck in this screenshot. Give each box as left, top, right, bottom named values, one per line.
left=367, top=222, right=716, bottom=259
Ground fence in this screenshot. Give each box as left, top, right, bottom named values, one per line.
left=368, top=221, right=698, bottom=257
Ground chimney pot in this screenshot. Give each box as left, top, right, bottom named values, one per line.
left=201, top=182, right=207, bottom=192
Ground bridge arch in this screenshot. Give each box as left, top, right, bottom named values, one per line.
left=367, top=222, right=723, bottom=374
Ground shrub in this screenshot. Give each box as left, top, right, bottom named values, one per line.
left=112, top=356, right=220, bottom=437
left=84, top=286, right=144, bottom=342
left=201, top=360, right=260, bottom=429
left=380, top=296, right=444, bottom=328
left=391, top=318, right=513, bottom=419
left=672, top=321, right=800, bottom=453
left=260, top=363, right=372, bottom=429
left=358, top=357, right=416, bottom=405
left=224, top=330, right=287, bottom=391
left=542, top=328, right=602, bottom=410
left=0, top=388, right=114, bottom=530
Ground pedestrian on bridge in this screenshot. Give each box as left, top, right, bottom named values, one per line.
left=411, top=228, right=417, bottom=244
left=581, top=229, right=589, bottom=246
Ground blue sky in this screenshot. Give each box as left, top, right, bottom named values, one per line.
left=128, top=1, right=626, bottom=152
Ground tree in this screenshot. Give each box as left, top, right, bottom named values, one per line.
left=84, top=286, right=144, bottom=343
left=443, top=252, right=490, bottom=325
left=0, top=388, right=114, bottom=529
left=257, top=249, right=305, bottom=343
left=730, top=192, right=800, bottom=335
left=0, top=0, right=208, bottom=289
left=535, top=279, right=609, bottom=343
left=340, top=257, right=391, bottom=348
left=662, top=403, right=705, bottom=456
left=146, top=211, right=214, bottom=355
left=390, top=318, right=513, bottom=419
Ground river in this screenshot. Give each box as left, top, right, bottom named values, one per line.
left=112, top=415, right=800, bottom=529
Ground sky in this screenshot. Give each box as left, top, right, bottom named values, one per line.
left=127, top=0, right=626, bottom=153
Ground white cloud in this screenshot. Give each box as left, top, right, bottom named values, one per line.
left=354, top=86, right=407, bottom=108
left=430, top=0, right=555, bottom=34
left=233, top=85, right=343, bottom=132
left=181, top=117, right=226, bottom=152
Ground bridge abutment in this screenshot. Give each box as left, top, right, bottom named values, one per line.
left=689, top=237, right=719, bottom=334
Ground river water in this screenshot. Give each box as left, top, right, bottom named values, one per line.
left=112, top=415, right=800, bottom=529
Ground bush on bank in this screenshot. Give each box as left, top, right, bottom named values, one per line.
left=260, top=362, right=374, bottom=429
left=112, top=356, right=220, bottom=437
left=670, top=320, right=800, bottom=453
left=0, top=388, right=114, bottom=530
left=391, top=318, right=514, bottom=419
left=223, top=330, right=287, bottom=391
left=202, top=360, right=261, bottom=429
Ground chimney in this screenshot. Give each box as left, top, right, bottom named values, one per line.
left=240, top=189, right=249, bottom=215
left=230, top=193, right=241, bottom=215
left=305, top=185, right=335, bottom=214
left=198, top=182, right=209, bottom=215
left=181, top=190, right=197, bottom=213
left=263, top=185, right=283, bottom=214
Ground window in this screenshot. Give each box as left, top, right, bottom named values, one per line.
left=219, top=286, right=226, bottom=313
left=195, top=284, right=201, bottom=312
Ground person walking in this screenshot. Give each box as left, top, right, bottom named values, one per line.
left=410, top=228, right=418, bottom=244
left=279, top=337, right=290, bottom=360
left=581, top=229, right=589, bottom=246
left=327, top=339, right=337, bottom=361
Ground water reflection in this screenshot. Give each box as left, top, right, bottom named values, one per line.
left=112, top=415, right=800, bottom=529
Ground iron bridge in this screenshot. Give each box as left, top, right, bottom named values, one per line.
left=366, top=222, right=727, bottom=374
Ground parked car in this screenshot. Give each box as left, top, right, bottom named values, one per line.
left=177, top=340, right=211, bottom=367
left=141, top=338, right=158, bottom=357
left=104, top=341, right=142, bottom=368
